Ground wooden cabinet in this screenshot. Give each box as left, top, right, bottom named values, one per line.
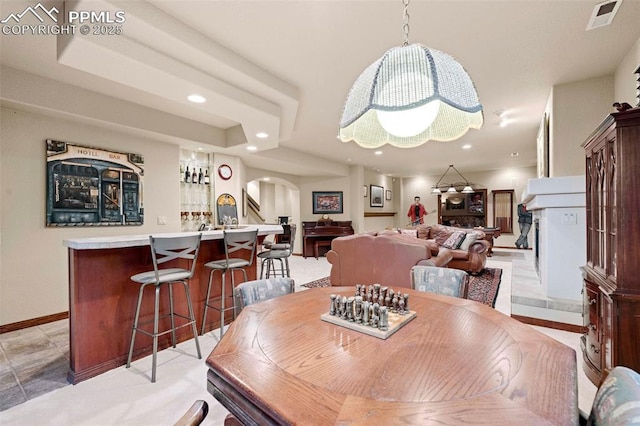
left=438, top=189, right=487, bottom=228
left=581, top=107, right=640, bottom=386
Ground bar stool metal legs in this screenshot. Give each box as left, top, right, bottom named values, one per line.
left=126, top=234, right=202, bottom=383
left=200, top=230, right=258, bottom=339
left=201, top=268, right=248, bottom=339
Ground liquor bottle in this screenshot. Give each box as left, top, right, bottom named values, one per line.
left=179, top=164, right=184, bottom=183
left=198, top=168, right=203, bottom=184
left=192, top=166, right=198, bottom=184
left=185, top=166, right=191, bottom=183
left=204, top=169, right=210, bottom=185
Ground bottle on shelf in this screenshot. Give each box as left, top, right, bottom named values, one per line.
left=191, top=166, right=198, bottom=184
left=185, top=166, right=191, bottom=183
left=198, top=168, right=203, bottom=185
left=179, top=164, right=184, bottom=183
left=204, top=169, right=210, bottom=185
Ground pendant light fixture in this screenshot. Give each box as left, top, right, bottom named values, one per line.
left=339, top=0, right=483, bottom=149
left=431, top=164, right=475, bottom=195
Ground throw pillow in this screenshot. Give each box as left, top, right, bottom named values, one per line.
left=458, top=233, right=478, bottom=251
left=399, top=229, right=417, bottom=238
left=441, top=231, right=466, bottom=249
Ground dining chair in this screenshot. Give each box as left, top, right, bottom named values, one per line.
left=127, top=233, right=202, bottom=383
left=234, top=277, right=295, bottom=314
left=581, top=365, right=640, bottom=425
left=201, top=229, right=258, bottom=338
left=173, top=400, right=209, bottom=426
left=410, top=265, right=469, bottom=298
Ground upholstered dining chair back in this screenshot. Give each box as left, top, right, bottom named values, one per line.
left=234, top=277, right=295, bottom=313
left=583, top=366, right=640, bottom=425
left=410, top=265, right=469, bottom=298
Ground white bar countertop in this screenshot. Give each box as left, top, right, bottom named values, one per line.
left=63, top=224, right=283, bottom=250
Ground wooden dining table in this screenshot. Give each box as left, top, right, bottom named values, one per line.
left=206, top=286, right=578, bottom=425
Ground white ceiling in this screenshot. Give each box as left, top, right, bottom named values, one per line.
left=2, top=0, right=640, bottom=178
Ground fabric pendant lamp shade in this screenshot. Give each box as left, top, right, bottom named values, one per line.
left=339, top=44, right=483, bottom=148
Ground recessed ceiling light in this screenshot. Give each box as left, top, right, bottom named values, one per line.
left=263, top=177, right=270, bottom=181
left=462, top=144, right=471, bottom=149
left=246, top=145, right=257, bottom=151
left=256, top=132, right=268, bottom=138
left=511, top=152, right=519, bottom=157
left=374, top=150, right=383, bottom=155
left=197, top=147, right=203, bottom=151
left=346, top=158, right=352, bottom=162
left=187, top=94, right=206, bottom=104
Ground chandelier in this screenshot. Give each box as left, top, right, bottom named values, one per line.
left=338, top=0, right=483, bottom=149
left=431, top=165, right=474, bottom=195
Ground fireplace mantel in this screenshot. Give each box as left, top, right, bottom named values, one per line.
left=521, top=176, right=586, bottom=302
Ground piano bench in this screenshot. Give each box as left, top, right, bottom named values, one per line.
left=314, top=240, right=332, bottom=259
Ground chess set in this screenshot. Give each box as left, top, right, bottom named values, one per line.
left=320, top=284, right=416, bottom=340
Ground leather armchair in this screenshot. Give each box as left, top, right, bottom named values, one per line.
left=327, top=233, right=453, bottom=289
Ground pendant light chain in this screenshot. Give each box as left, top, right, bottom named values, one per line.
left=402, top=0, right=410, bottom=46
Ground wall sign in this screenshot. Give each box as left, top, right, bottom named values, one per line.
left=46, top=140, right=144, bottom=227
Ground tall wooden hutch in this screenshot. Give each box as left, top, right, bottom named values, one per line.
left=581, top=106, right=640, bottom=386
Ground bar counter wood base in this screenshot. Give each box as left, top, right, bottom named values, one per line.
left=64, top=226, right=280, bottom=384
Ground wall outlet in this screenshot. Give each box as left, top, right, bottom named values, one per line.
left=561, top=213, right=577, bottom=225
left=157, top=216, right=167, bottom=225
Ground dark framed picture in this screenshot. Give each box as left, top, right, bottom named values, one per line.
left=385, top=190, right=392, bottom=201
left=467, top=191, right=485, bottom=214
left=312, top=191, right=343, bottom=214
left=45, top=140, right=144, bottom=227
left=370, top=185, right=384, bottom=207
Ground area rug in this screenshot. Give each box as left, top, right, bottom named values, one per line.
left=302, top=268, right=503, bottom=308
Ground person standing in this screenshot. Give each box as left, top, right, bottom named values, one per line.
left=407, top=196, right=427, bottom=225
left=515, top=203, right=533, bottom=249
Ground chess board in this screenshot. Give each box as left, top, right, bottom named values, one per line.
left=320, top=310, right=416, bottom=340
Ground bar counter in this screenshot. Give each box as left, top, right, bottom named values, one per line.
left=63, top=224, right=282, bottom=384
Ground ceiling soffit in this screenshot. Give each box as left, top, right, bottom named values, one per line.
left=56, top=0, right=300, bottom=153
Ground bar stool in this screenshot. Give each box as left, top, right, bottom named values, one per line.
left=127, top=233, right=202, bottom=383
left=201, top=229, right=258, bottom=338
left=258, top=224, right=296, bottom=278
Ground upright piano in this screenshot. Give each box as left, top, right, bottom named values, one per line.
left=302, top=220, right=354, bottom=258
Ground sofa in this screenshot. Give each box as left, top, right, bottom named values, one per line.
left=326, top=232, right=453, bottom=289
left=413, top=224, right=490, bottom=274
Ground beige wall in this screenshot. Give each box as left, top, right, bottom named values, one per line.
left=0, top=107, right=182, bottom=325
left=550, top=75, right=614, bottom=177
left=615, top=36, right=640, bottom=105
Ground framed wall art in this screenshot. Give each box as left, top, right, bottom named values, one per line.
left=370, top=185, right=384, bottom=207
left=45, top=140, right=144, bottom=227
left=312, top=191, right=343, bottom=214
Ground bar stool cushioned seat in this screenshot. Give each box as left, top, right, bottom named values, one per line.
left=127, top=233, right=202, bottom=383
left=201, top=229, right=258, bottom=338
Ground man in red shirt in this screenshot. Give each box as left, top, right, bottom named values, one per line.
left=407, top=196, right=427, bottom=225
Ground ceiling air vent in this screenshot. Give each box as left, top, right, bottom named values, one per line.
left=586, top=0, right=623, bottom=30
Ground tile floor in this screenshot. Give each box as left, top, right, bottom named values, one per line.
left=0, top=248, right=596, bottom=424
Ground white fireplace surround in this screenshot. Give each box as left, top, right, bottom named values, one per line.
left=521, top=176, right=586, bottom=301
